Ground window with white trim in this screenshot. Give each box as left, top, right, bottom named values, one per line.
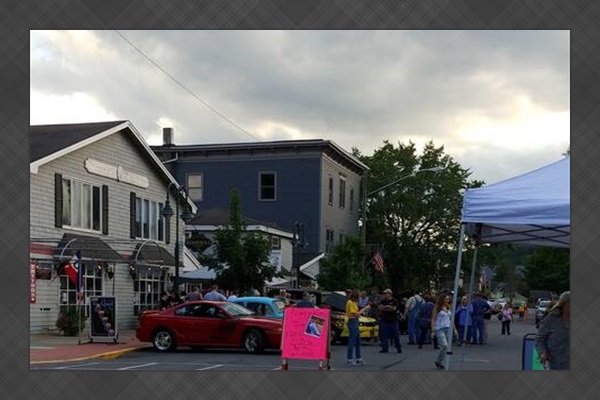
left=135, top=197, right=165, bottom=241
left=187, top=173, right=203, bottom=202
left=271, top=236, right=281, bottom=250
left=259, top=172, right=276, bottom=201
left=61, top=178, right=102, bottom=232
left=133, top=266, right=164, bottom=315
left=59, top=263, right=103, bottom=316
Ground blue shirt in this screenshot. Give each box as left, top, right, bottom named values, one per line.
left=204, top=290, right=227, bottom=301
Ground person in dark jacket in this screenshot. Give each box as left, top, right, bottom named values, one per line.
left=470, top=292, right=491, bottom=345
left=535, top=291, right=570, bottom=370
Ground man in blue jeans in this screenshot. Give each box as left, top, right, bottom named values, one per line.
left=378, top=289, right=402, bottom=353
left=470, top=292, right=491, bottom=345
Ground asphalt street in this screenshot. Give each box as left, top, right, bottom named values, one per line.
left=31, top=314, right=537, bottom=371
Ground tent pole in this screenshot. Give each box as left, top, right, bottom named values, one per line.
left=445, top=223, right=466, bottom=371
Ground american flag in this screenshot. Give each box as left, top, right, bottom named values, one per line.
left=373, top=250, right=384, bottom=274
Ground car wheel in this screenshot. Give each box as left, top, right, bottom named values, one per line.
left=243, top=329, right=266, bottom=354
left=153, top=329, right=176, bottom=352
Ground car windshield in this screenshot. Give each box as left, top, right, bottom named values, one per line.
left=538, top=301, right=551, bottom=308
left=272, top=299, right=285, bottom=313
left=220, top=302, right=257, bottom=317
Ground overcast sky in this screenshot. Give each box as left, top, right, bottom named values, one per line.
left=30, top=30, right=569, bottom=184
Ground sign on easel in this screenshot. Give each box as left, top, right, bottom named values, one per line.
left=281, top=307, right=330, bottom=365
left=89, top=297, right=118, bottom=343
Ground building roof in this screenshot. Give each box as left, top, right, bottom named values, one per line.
left=30, top=120, right=196, bottom=213
left=151, top=139, right=369, bottom=175
left=30, top=121, right=128, bottom=163
left=188, top=208, right=278, bottom=228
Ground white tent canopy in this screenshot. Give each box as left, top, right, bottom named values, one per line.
left=461, top=156, right=570, bottom=248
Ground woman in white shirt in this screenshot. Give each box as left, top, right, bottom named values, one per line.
left=431, top=294, right=457, bottom=369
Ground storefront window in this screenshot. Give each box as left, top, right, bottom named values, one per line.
left=59, top=262, right=104, bottom=317
left=133, top=266, right=164, bottom=316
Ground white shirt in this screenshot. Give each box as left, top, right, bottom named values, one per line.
left=435, top=308, right=452, bottom=330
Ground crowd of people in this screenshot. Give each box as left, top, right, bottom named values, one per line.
left=156, top=282, right=569, bottom=370
left=342, top=286, right=544, bottom=369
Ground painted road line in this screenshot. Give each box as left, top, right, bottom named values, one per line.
left=463, top=358, right=491, bottom=363
left=30, top=346, right=55, bottom=349
left=55, top=362, right=100, bottom=369
left=196, top=364, right=223, bottom=371
left=118, top=362, right=158, bottom=370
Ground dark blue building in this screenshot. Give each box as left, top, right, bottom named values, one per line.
left=151, top=129, right=368, bottom=276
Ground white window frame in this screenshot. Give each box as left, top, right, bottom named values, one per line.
left=135, top=197, right=165, bottom=241
left=186, top=173, right=204, bottom=202
left=271, top=236, right=281, bottom=250
left=62, top=177, right=103, bottom=233
left=259, top=171, right=277, bottom=201
left=133, top=266, right=164, bottom=315
left=59, top=263, right=104, bottom=317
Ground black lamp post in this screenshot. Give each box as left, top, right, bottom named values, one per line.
left=162, top=182, right=194, bottom=292
left=291, top=221, right=307, bottom=289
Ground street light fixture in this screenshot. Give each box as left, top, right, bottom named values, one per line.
left=365, top=166, right=444, bottom=197
left=162, top=182, right=194, bottom=291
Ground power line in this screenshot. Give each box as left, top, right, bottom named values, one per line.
left=113, top=30, right=262, bottom=142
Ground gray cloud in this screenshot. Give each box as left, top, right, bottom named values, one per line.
left=30, top=30, right=569, bottom=184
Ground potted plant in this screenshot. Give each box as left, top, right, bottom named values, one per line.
left=55, top=305, right=86, bottom=336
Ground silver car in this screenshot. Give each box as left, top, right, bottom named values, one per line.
left=535, top=300, right=552, bottom=327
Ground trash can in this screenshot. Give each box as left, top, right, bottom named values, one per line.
left=522, top=333, right=545, bottom=370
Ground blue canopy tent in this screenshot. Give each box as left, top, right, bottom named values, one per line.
left=447, top=156, right=570, bottom=369
left=461, top=156, right=570, bottom=248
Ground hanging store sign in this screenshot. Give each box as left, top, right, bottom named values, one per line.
left=84, top=158, right=149, bottom=188
left=30, top=261, right=37, bottom=303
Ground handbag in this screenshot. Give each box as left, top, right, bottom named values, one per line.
left=497, top=313, right=502, bottom=321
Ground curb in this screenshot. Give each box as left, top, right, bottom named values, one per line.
left=30, top=346, right=147, bottom=365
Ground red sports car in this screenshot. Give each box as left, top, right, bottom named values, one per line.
left=136, top=301, right=283, bottom=354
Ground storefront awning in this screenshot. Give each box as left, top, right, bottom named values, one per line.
left=132, top=241, right=176, bottom=267
left=54, top=233, right=125, bottom=264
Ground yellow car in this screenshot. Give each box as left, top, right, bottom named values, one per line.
left=330, top=311, right=379, bottom=344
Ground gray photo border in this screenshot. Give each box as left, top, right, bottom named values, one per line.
left=2, top=0, right=597, bottom=398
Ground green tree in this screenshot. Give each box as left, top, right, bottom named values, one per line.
left=355, top=140, right=483, bottom=294
left=317, top=235, right=371, bottom=290
left=523, top=247, right=570, bottom=294
left=208, top=188, right=277, bottom=293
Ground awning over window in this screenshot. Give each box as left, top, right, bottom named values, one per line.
left=54, top=233, right=125, bottom=263
left=132, top=241, right=176, bottom=267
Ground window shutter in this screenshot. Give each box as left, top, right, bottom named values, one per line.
left=130, top=192, right=136, bottom=239
left=55, top=173, right=63, bottom=228
left=102, top=185, right=109, bottom=235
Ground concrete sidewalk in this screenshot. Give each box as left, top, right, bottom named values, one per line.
left=30, top=329, right=152, bottom=365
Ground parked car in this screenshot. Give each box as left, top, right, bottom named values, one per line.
left=324, top=291, right=379, bottom=344
left=229, top=296, right=286, bottom=319
left=535, top=300, right=553, bottom=327
left=136, top=301, right=283, bottom=354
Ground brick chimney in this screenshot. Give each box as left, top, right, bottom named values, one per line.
left=163, top=127, right=174, bottom=146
